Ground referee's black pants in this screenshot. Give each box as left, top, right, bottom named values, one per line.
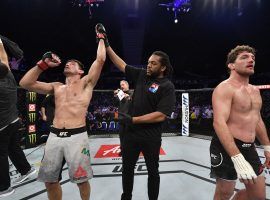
left=121, top=136, right=161, bottom=200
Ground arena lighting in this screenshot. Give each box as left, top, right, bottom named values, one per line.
left=159, top=0, right=191, bottom=23
left=71, top=0, right=104, bottom=17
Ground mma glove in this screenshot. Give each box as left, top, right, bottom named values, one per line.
left=231, top=153, right=257, bottom=180
left=118, top=112, right=133, bottom=125
left=37, top=51, right=55, bottom=71
left=95, top=23, right=110, bottom=47
left=0, top=34, right=24, bottom=59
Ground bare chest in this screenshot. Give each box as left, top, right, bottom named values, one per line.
left=55, top=83, right=90, bottom=104
left=232, top=87, right=262, bottom=112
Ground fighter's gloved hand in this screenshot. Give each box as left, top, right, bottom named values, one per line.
left=95, top=23, right=110, bottom=47
left=118, top=112, right=133, bottom=125
left=37, top=52, right=61, bottom=71
left=231, top=153, right=257, bottom=183
left=0, top=34, right=24, bottom=59
left=0, top=60, right=8, bottom=78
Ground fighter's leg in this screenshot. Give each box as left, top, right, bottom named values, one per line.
left=214, top=178, right=236, bottom=200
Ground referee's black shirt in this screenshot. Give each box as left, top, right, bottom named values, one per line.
left=125, top=65, right=176, bottom=141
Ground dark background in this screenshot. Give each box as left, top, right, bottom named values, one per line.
left=1, top=0, right=270, bottom=88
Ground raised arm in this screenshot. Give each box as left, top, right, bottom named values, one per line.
left=0, top=38, right=9, bottom=67
left=83, top=34, right=106, bottom=88
left=106, top=46, right=127, bottom=73
left=0, top=38, right=9, bottom=78
left=19, top=52, right=61, bottom=94
left=95, top=23, right=127, bottom=73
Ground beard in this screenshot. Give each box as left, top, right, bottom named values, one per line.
left=237, top=69, right=254, bottom=77
left=147, top=70, right=161, bottom=78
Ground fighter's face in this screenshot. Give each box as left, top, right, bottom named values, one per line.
left=120, top=81, right=129, bottom=91
left=147, top=55, right=165, bottom=78
left=64, top=61, right=83, bottom=76
left=230, top=51, right=255, bottom=76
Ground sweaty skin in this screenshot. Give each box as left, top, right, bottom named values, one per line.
left=52, top=78, right=94, bottom=129
left=214, top=81, right=262, bottom=143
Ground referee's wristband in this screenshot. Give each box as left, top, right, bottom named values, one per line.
left=263, top=145, right=270, bottom=153
left=0, top=38, right=3, bottom=44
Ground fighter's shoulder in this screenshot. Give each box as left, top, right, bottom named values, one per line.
left=52, top=82, right=64, bottom=87
left=214, top=80, right=236, bottom=95
left=248, top=84, right=260, bottom=92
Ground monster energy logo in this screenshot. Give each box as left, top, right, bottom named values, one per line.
left=28, top=92, right=36, bottom=102
left=28, top=113, right=36, bottom=123
left=28, top=134, right=36, bottom=144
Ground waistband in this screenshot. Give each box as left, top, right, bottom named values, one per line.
left=212, top=134, right=254, bottom=149
left=50, top=126, right=87, bottom=137
left=234, top=138, right=255, bottom=148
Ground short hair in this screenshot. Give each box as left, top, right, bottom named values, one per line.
left=120, top=80, right=129, bottom=86
left=152, top=51, right=173, bottom=78
left=66, top=59, right=84, bottom=70
left=226, top=45, right=255, bottom=66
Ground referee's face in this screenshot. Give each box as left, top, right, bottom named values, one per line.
left=147, top=55, right=165, bottom=78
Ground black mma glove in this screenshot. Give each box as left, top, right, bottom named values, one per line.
left=118, top=112, right=133, bottom=125
left=37, top=51, right=58, bottom=71
left=0, top=34, right=24, bottom=59
left=95, top=23, right=110, bottom=47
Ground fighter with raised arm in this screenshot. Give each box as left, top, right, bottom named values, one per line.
left=19, top=26, right=106, bottom=200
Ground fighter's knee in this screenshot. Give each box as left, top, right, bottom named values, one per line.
left=45, top=182, right=60, bottom=190
left=77, top=181, right=89, bottom=187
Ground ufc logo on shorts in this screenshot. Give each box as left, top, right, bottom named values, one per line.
left=59, top=132, right=68, bottom=137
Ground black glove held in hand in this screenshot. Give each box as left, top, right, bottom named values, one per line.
left=37, top=51, right=57, bottom=71
left=118, top=112, right=133, bottom=125
left=95, top=23, right=110, bottom=47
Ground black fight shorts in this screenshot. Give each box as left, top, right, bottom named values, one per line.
left=210, top=135, right=264, bottom=181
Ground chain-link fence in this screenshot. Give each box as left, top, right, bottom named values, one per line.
left=17, top=88, right=270, bottom=149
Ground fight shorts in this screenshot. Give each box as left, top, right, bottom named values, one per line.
left=38, top=126, right=93, bottom=183
left=210, top=135, right=264, bottom=181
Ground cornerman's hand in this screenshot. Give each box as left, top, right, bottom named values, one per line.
left=231, top=153, right=257, bottom=184
left=118, top=112, right=133, bottom=125
left=37, top=52, right=61, bottom=71
left=95, top=23, right=110, bottom=47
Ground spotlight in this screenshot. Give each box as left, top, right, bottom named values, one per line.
left=174, top=18, right=178, bottom=23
